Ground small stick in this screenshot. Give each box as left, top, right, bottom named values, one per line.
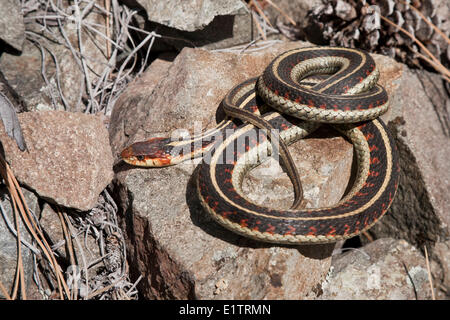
left=399, top=0, right=450, bottom=45
left=424, top=246, right=435, bottom=300
left=265, top=0, right=297, bottom=26
left=380, top=15, right=450, bottom=81
left=249, top=0, right=273, bottom=28
left=105, top=0, right=111, bottom=59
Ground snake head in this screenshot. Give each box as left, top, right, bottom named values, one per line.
left=120, top=137, right=174, bottom=167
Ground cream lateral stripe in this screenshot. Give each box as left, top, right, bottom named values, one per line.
left=209, top=118, right=392, bottom=221
left=168, top=119, right=229, bottom=148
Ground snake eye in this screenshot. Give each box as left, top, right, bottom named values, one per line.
left=136, top=155, right=145, bottom=161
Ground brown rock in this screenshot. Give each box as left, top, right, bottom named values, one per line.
left=130, top=0, right=246, bottom=32
left=109, top=41, right=386, bottom=299
left=0, top=110, right=114, bottom=211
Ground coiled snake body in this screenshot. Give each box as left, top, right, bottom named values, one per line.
left=121, top=47, right=400, bottom=244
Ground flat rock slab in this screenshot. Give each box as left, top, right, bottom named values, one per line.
left=124, top=0, right=252, bottom=50
left=0, top=110, right=114, bottom=211
left=0, top=0, right=25, bottom=52
left=320, top=238, right=433, bottom=299
left=133, top=0, right=246, bottom=32
left=110, top=41, right=403, bottom=299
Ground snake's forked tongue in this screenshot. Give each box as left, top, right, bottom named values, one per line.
left=120, top=137, right=174, bottom=167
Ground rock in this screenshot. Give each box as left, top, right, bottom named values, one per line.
left=319, top=238, right=433, bottom=299
left=0, top=110, right=114, bottom=211
left=0, top=187, right=39, bottom=299
left=122, top=0, right=253, bottom=50
left=241, top=129, right=353, bottom=210
left=368, top=65, right=450, bottom=256
left=348, top=53, right=450, bottom=299
left=431, top=240, right=450, bottom=299
left=0, top=0, right=25, bottom=52
left=129, top=0, right=246, bottom=32
left=265, top=0, right=323, bottom=29
left=109, top=41, right=402, bottom=299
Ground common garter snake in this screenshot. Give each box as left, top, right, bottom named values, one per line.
left=120, top=46, right=400, bottom=244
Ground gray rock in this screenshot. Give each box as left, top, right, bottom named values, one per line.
left=130, top=0, right=246, bottom=32
left=0, top=0, right=25, bottom=52
left=0, top=187, right=39, bottom=299
left=122, top=0, right=254, bottom=51
left=0, top=111, right=114, bottom=211
left=319, top=238, right=433, bottom=299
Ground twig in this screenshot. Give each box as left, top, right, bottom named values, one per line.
left=0, top=202, right=40, bottom=255
left=0, top=154, right=70, bottom=299
left=264, top=0, right=297, bottom=26
left=0, top=279, right=11, bottom=300
left=251, top=11, right=268, bottom=41
left=55, top=207, right=77, bottom=299
left=416, top=52, right=450, bottom=83
left=399, top=0, right=450, bottom=45
left=105, top=0, right=111, bottom=59
left=249, top=0, right=273, bottom=28
left=424, top=246, right=435, bottom=300
left=63, top=212, right=89, bottom=299
left=12, top=195, right=27, bottom=300
left=380, top=14, right=450, bottom=82
left=104, top=31, right=158, bottom=115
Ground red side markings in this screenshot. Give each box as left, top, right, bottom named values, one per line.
left=327, top=226, right=336, bottom=237
left=284, top=225, right=296, bottom=236
left=343, top=224, right=351, bottom=235
left=307, top=226, right=317, bottom=236
left=266, top=224, right=276, bottom=234
left=368, top=171, right=379, bottom=177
